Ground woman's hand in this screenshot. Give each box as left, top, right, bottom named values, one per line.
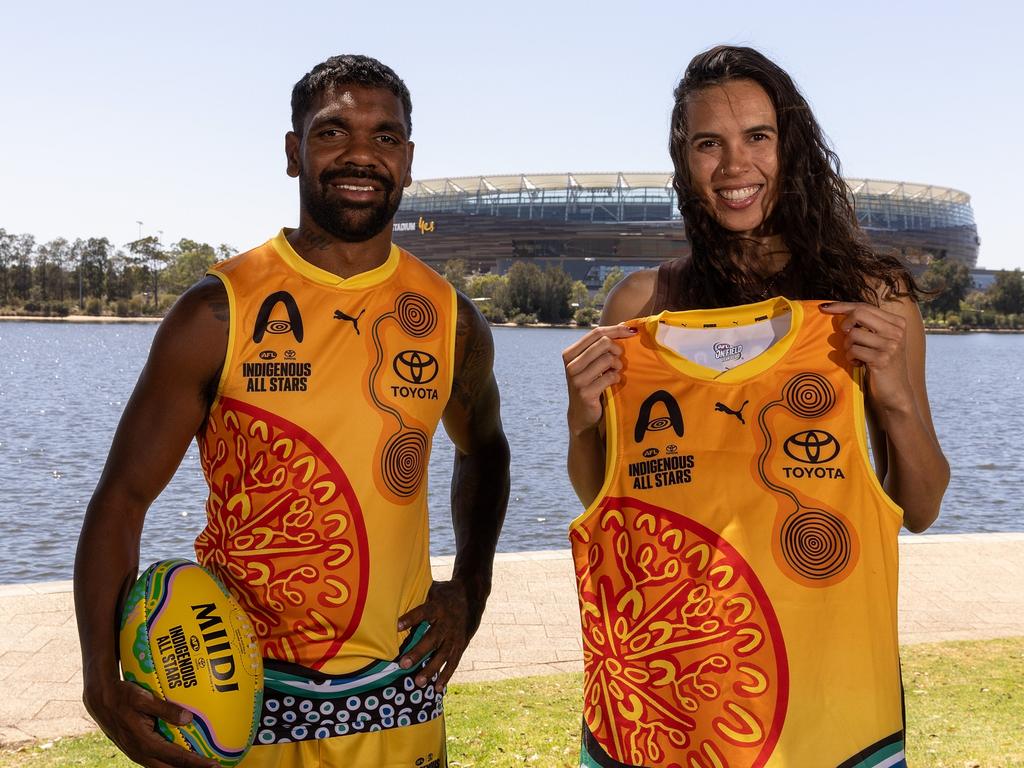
left=820, top=297, right=948, bottom=532
left=820, top=301, right=914, bottom=418
left=562, top=324, right=637, bottom=506
left=562, top=325, right=636, bottom=436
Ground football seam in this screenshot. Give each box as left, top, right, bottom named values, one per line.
left=143, top=563, right=196, bottom=754
left=141, top=565, right=169, bottom=704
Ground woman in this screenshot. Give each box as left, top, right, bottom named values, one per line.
left=564, top=46, right=947, bottom=531
left=563, top=46, right=948, bottom=768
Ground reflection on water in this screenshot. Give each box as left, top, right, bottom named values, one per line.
left=0, top=323, right=1020, bottom=583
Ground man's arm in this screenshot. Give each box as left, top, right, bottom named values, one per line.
left=397, top=291, right=510, bottom=692
left=74, top=277, right=228, bottom=768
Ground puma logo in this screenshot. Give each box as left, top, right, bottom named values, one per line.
left=715, top=400, right=749, bottom=424
left=333, top=307, right=366, bottom=335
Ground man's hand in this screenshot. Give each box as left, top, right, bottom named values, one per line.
left=85, top=680, right=220, bottom=768
left=396, top=578, right=480, bottom=693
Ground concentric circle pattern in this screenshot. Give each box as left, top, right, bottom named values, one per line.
left=781, top=373, right=835, bottom=419
left=381, top=429, right=428, bottom=498
left=395, top=293, right=437, bottom=338
left=779, top=509, right=851, bottom=580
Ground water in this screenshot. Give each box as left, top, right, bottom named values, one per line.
left=0, top=322, right=1021, bottom=584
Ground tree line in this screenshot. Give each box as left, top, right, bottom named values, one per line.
left=444, top=257, right=1024, bottom=329
left=0, top=228, right=234, bottom=317
left=2, top=226, right=1021, bottom=329
left=443, top=259, right=621, bottom=326
left=917, top=259, right=1024, bottom=330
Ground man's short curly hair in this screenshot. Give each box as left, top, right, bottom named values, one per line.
left=290, top=54, right=412, bottom=136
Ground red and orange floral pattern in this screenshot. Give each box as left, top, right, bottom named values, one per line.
left=196, top=397, right=369, bottom=670
left=572, top=496, right=788, bottom=768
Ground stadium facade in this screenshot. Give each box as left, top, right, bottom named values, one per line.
left=391, top=172, right=978, bottom=288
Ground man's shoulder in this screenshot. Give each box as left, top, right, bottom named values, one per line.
left=210, top=237, right=279, bottom=276
left=394, top=245, right=455, bottom=292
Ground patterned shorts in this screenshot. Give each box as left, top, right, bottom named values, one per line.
left=255, top=624, right=444, bottom=746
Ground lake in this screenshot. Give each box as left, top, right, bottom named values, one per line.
left=0, top=322, right=1021, bottom=584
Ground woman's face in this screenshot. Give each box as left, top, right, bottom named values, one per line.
left=684, top=78, right=779, bottom=238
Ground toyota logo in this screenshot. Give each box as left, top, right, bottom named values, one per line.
left=783, top=429, right=840, bottom=464
left=393, top=350, right=439, bottom=385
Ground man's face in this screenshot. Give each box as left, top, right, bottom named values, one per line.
left=286, top=85, right=414, bottom=243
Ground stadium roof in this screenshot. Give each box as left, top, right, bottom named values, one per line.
left=406, top=173, right=971, bottom=204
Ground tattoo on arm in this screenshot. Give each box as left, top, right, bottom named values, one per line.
left=209, top=294, right=229, bottom=323
left=198, top=280, right=230, bottom=421
left=452, top=306, right=492, bottom=409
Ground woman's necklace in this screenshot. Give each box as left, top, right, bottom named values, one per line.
left=754, top=257, right=794, bottom=299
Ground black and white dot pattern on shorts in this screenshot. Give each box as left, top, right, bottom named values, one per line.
left=256, top=670, right=444, bottom=745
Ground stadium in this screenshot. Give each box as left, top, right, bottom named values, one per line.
left=391, top=172, right=978, bottom=288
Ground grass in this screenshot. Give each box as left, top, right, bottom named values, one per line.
left=3, top=637, right=1021, bottom=767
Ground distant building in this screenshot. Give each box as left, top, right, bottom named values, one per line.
left=393, top=172, right=979, bottom=287
left=969, top=268, right=1003, bottom=291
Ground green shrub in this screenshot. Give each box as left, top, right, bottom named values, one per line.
left=511, top=312, right=538, bottom=326
left=574, top=307, right=600, bottom=327
left=478, top=302, right=507, bottom=324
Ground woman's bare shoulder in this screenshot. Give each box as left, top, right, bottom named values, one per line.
left=601, top=268, right=659, bottom=324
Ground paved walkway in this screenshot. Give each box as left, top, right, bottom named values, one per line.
left=1, top=532, right=1022, bottom=748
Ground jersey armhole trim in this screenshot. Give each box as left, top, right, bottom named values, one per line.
left=445, top=284, right=458, bottom=398
left=568, top=388, right=620, bottom=534
left=205, top=269, right=235, bottom=412
left=852, top=364, right=904, bottom=524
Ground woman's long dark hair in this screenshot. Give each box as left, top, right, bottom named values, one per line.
left=667, top=45, right=916, bottom=308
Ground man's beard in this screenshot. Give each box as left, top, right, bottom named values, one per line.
left=302, top=166, right=404, bottom=243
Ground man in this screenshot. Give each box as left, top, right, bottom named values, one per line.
left=74, top=54, right=510, bottom=768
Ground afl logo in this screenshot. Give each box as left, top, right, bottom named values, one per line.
left=642, top=447, right=659, bottom=458
left=259, top=350, right=277, bottom=361
left=783, top=430, right=840, bottom=464
left=393, top=350, right=439, bottom=385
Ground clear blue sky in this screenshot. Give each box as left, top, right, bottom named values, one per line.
left=3, top=1, right=1021, bottom=269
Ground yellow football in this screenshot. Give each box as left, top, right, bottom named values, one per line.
left=118, top=559, right=263, bottom=766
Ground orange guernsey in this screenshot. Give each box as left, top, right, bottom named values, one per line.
left=572, top=298, right=905, bottom=768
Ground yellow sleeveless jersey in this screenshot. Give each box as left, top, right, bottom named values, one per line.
left=571, top=298, right=906, bottom=768
left=195, top=230, right=456, bottom=676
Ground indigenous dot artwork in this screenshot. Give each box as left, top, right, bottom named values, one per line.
left=256, top=667, right=443, bottom=745
left=571, top=496, right=788, bottom=768
left=196, top=397, right=369, bottom=670
left=757, top=373, right=859, bottom=585
left=255, top=623, right=443, bottom=746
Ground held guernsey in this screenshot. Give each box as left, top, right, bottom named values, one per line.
left=571, top=298, right=905, bottom=768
